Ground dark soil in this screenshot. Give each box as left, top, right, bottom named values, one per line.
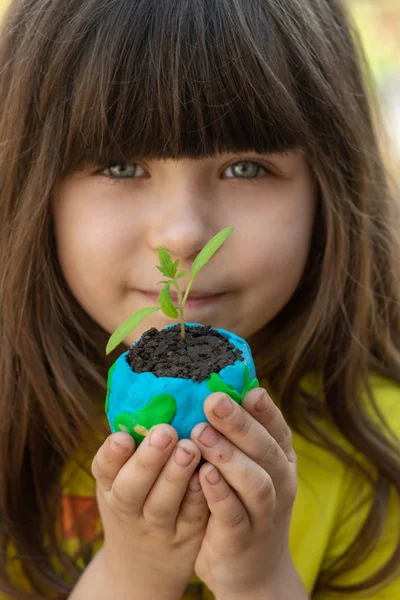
left=127, top=324, right=243, bottom=381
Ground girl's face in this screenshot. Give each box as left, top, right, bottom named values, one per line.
left=53, top=151, right=316, bottom=348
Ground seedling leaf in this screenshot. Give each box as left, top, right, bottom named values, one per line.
left=158, top=285, right=178, bottom=318
left=171, top=259, right=179, bottom=278
left=176, top=270, right=187, bottom=279
left=158, top=247, right=175, bottom=278
left=190, top=227, right=233, bottom=280
left=106, top=306, right=160, bottom=354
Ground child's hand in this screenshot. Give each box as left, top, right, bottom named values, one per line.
left=190, top=389, right=299, bottom=600
left=92, top=426, right=209, bottom=597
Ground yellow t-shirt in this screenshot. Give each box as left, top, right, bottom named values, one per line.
left=4, top=373, right=400, bottom=599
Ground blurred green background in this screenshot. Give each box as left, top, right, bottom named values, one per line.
left=0, top=0, right=398, bottom=172
left=350, top=0, right=400, bottom=175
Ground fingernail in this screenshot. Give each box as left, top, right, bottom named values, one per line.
left=198, top=425, right=219, bottom=447
left=110, top=433, right=133, bottom=451
left=149, top=430, right=172, bottom=449
left=174, top=446, right=194, bottom=467
left=213, top=394, right=234, bottom=419
left=255, top=390, right=269, bottom=411
left=205, top=466, right=221, bottom=485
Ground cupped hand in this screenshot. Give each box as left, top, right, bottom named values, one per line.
left=190, top=388, right=298, bottom=599
left=92, top=425, right=209, bottom=596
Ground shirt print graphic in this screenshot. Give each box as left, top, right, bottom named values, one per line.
left=61, top=494, right=99, bottom=541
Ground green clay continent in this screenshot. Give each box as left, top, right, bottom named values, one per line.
left=206, top=364, right=259, bottom=405
left=113, top=393, right=177, bottom=445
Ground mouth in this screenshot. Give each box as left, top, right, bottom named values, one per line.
left=139, top=289, right=227, bottom=309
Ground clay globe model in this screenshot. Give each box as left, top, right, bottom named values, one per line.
left=106, top=322, right=258, bottom=445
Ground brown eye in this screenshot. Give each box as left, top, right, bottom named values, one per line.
left=225, top=161, right=265, bottom=179
left=103, top=164, right=144, bottom=178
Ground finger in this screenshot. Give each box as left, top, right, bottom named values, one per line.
left=143, top=439, right=202, bottom=527
left=110, top=424, right=177, bottom=514
left=191, top=423, right=276, bottom=520
left=92, top=432, right=135, bottom=494
left=203, top=392, right=291, bottom=490
left=178, top=470, right=209, bottom=533
left=242, top=388, right=297, bottom=464
left=199, top=463, right=250, bottom=538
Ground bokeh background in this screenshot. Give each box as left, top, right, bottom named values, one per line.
left=0, top=0, right=399, bottom=175
left=350, top=0, right=400, bottom=177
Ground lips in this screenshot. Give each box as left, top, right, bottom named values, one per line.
left=141, top=290, right=223, bottom=300
left=139, top=289, right=227, bottom=312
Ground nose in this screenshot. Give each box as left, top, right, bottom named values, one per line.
left=147, top=181, right=213, bottom=265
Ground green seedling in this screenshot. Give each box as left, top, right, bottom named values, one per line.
left=106, top=226, right=234, bottom=354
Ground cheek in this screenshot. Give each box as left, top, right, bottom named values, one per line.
left=56, top=214, right=106, bottom=276
left=246, top=211, right=313, bottom=277
left=53, top=191, right=132, bottom=298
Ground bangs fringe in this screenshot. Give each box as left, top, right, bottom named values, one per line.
left=58, top=0, right=308, bottom=171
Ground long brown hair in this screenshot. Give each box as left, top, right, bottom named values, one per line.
left=0, top=0, right=399, bottom=597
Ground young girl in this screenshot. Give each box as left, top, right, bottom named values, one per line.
left=0, top=0, right=399, bottom=598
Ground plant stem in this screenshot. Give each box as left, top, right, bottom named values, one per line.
left=182, top=281, right=193, bottom=305
left=174, top=282, right=186, bottom=340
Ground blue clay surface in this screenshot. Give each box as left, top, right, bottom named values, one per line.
left=106, top=323, right=256, bottom=440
